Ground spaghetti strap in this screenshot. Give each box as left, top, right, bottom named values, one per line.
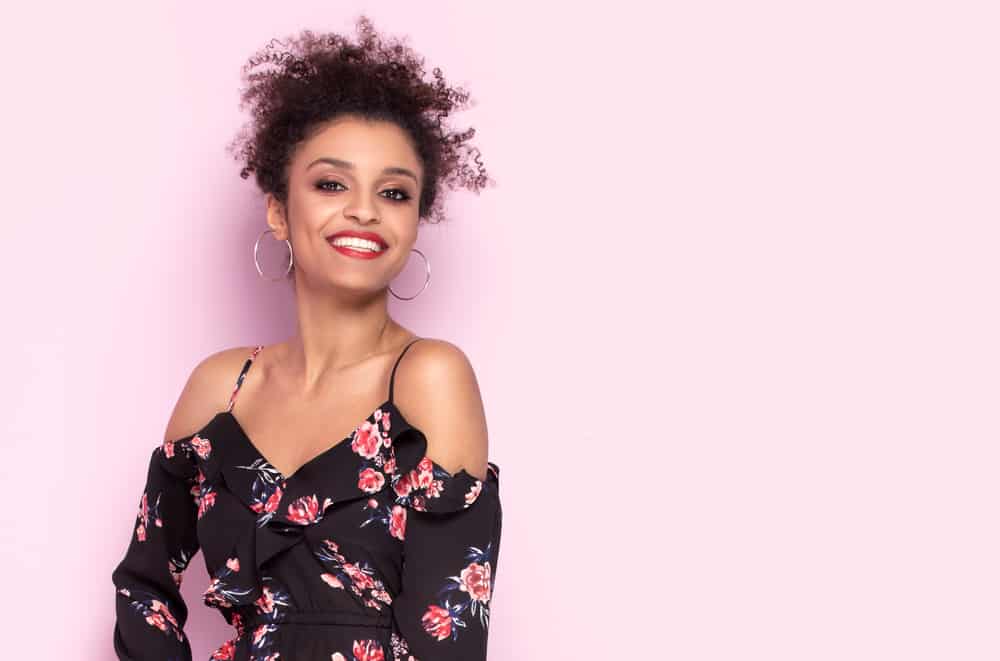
left=227, top=345, right=263, bottom=412
left=388, top=337, right=423, bottom=404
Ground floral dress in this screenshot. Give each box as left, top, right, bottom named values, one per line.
left=111, top=339, right=503, bottom=660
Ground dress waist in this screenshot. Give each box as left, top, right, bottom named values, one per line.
left=244, top=608, right=394, bottom=631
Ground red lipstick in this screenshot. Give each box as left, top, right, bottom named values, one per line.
left=326, top=230, right=388, bottom=260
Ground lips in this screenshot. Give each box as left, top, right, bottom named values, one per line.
left=325, top=230, right=388, bottom=249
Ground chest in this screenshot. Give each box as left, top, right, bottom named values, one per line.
left=232, top=393, right=392, bottom=479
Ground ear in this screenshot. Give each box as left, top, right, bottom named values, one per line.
left=265, top=193, right=290, bottom=240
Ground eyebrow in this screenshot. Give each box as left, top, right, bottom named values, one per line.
left=306, top=157, right=419, bottom=184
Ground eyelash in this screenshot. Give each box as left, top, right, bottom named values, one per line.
left=316, top=180, right=412, bottom=202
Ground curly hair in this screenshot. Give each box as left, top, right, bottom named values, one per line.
left=227, top=15, right=493, bottom=225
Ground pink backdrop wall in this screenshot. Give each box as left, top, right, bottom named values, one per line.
left=2, top=1, right=998, bottom=658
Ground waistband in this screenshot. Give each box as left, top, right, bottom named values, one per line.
left=244, top=608, right=394, bottom=631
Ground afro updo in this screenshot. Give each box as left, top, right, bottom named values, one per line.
left=227, top=14, right=493, bottom=225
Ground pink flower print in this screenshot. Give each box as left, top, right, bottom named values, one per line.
left=332, top=654, right=347, bottom=661
left=198, top=487, right=217, bottom=519
left=161, top=439, right=176, bottom=458
left=460, top=561, right=492, bottom=602
left=321, top=572, right=344, bottom=589
left=383, top=456, right=396, bottom=475
left=147, top=598, right=180, bottom=634
left=414, top=458, right=435, bottom=489
left=393, top=472, right=413, bottom=498
left=465, top=480, right=483, bottom=506
left=250, top=485, right=283, bottom=516
left=421, top=604, right=453, bottom=641
left=351, top=421, right=383, bottom=459
left=389, top=505, right=406, bottom=541
left=352, top=639, right=386, bottom=661
left=209, top=638, right=236, bottom=660
left=376, top=408, right=391, bottom=431
left=226, top=557, right=240, bottom=572
left=425, top=478, right=444, bottom=498
left=343, top=563, right=375, bottom=591
left=134, top=490, right=161, bottom=541
left=254, top=585, right=278, bottom=614
left=286, top=494, right=320, bottom=524
left=190, top=434, right=212, bottom=459
left=358, top=467, right=385, bottom=493
left=252, top=624, right=271, bottom=646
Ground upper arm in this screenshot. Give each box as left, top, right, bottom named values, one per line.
left=393, top=339, right=490, bottom=481
left=163, top=346, right=252, bottom=444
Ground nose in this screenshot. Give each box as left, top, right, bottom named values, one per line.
left=342, top=192, right=379, bottom=224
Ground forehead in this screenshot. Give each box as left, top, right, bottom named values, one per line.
left=294, top=115, right=422, bottom=174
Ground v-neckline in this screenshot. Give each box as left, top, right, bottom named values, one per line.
left=223, top=399, right=397, bottom=482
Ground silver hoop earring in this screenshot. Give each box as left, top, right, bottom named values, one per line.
left=254, top=228, right=293, bottom=281
left=389, top=248, right=431, bottom=300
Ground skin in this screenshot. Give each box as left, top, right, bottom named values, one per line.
left=164, top=114, right=489, bottom=481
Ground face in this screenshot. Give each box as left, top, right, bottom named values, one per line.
left=266, top=115, right=424, bottom=294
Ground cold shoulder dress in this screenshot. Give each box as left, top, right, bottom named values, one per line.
left=111, top=338, right=503, bottom=660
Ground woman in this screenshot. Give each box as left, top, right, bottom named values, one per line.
left=111, top=16, right=502, bottom=661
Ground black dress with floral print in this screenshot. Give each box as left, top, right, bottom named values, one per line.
left=111, top=338, right=502, bottom=660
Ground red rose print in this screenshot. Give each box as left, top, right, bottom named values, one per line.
left=190, top=434, right=212, bottom=459
left=393, top=472, right=413, bottom=498
left=389, top=505, right=406, bottom=541
left=209, top=638, right=236, bottom=660
left=357, top=467, right=385, bottom=493
left=460, top=561, right=492, bottom=602
left=351, top=421, right=382, bottom=459
left=352, top=638, right=385, bottom=661
left=425, top=479, right=443, bottom=498
left=226, top=557, right=240, bottom=572
left=255, top=585, right=277, bottom=613
left=286, top=494, right=320, bottom=524
left=421, top=604, right=453, bottom=640
left=198, top=489, right=217, bottom=519
left=465, top=480, right=483, bottom=505
left=414, top=461, right=434, bottom=489
left=321, top=572, right=344, bottom=589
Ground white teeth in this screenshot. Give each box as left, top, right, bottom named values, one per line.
left=330, top=236, right=384, bottom=252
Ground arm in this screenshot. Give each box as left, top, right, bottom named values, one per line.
left=111, top=348, right=246, bottom=659
left=389, top=341, right=503, bottom=660
left=111, top=442, right=201, bottom=659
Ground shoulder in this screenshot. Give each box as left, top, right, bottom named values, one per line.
left=394, top=338, right=489, bottom=481
left=163, top=345, right=261, bottom=444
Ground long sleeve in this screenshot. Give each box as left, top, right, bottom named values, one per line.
left=390, top=457, right=503, bottom=661
left=111, top=438, right=202, bottom=660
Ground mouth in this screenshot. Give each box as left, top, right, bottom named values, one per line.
left=326, top=230, right=389, bottom=259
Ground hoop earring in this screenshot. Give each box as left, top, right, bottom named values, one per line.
left=254, top=228, right=293, bottom=281
left=389, top=248, right=431, bottom=300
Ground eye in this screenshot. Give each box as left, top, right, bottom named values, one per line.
left=317, top=180, right=347, bottom=192
left=316, top=181, right=411, bottom=203
left=382, top=189, right=412, bottom=203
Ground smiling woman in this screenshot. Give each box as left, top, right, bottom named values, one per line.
left=111, top=13, right=503, bottom=661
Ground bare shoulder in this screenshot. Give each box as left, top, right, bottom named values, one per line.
left=395, top=338, right=489, bottom=481
left=163, top=345, right=259, bottom=444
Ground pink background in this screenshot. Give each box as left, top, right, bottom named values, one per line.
left=2, top=1, right=998, bottom=658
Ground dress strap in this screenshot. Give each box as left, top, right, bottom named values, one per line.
left=388, top=337, right=423, bottom=405
left=227, top=345, right=263, bottom=412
